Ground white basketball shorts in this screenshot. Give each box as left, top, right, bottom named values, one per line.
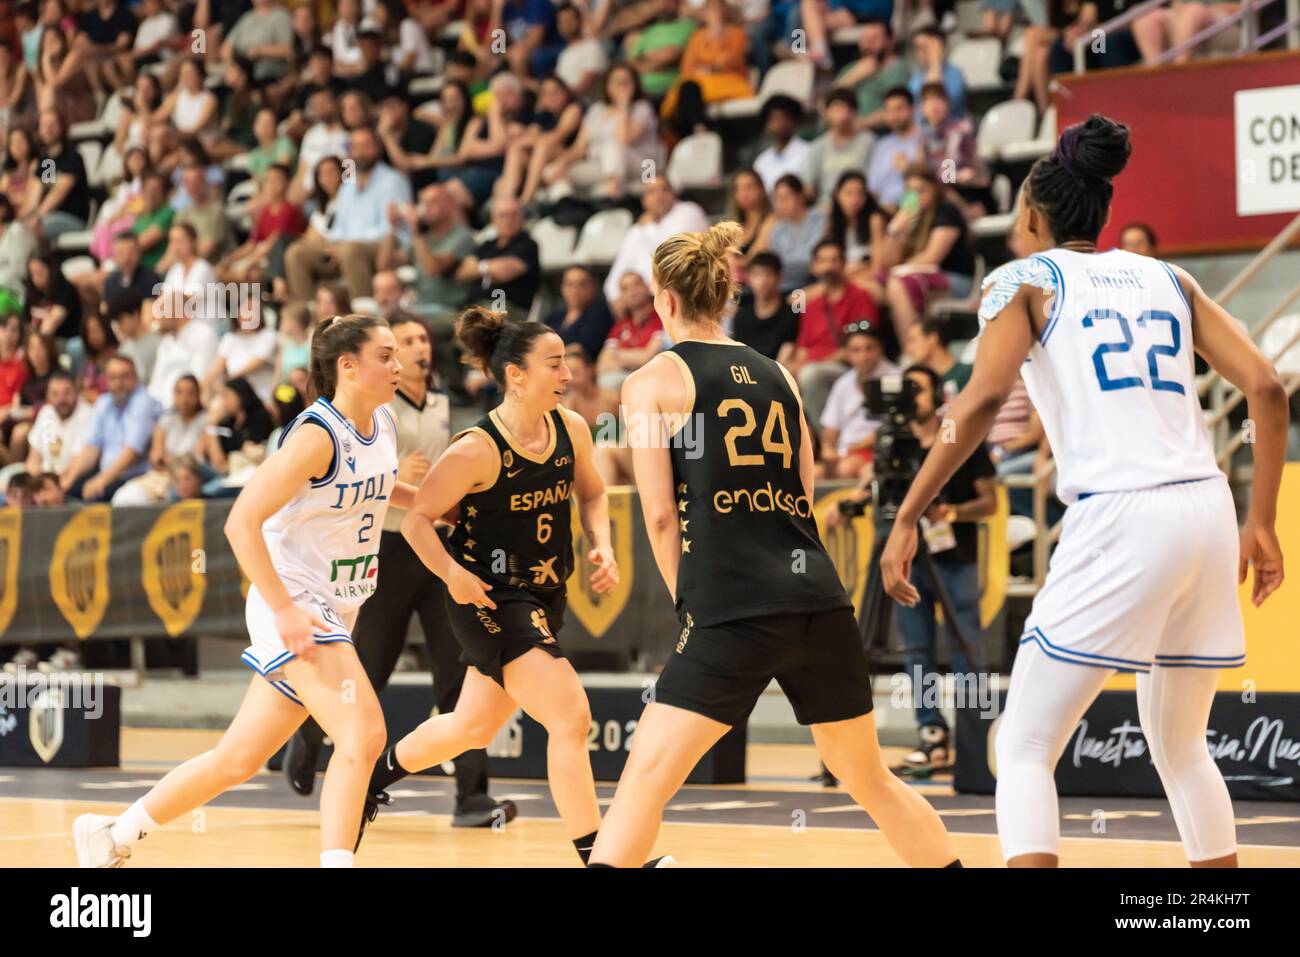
left=1019, top=476, right=1245, bottom=673
left=241, top=584, right=359, bottom=706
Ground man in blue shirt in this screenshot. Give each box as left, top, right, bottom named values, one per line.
left=907, top=27, right=967, bottom=119
left=285, top=126, right=413, bottom=301
left=502, top=0, right=563, bottom=78
left=866, top=87, right=924, bottom=211
left=60, top=355, right=161, bottom=502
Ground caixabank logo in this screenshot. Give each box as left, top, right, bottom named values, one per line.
left=0, top=506, right=20, bottom=634
left=142, top=502, right=206, bottom=636
left=50, top=506, right=111, bottom=638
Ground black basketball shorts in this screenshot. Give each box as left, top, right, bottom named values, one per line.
left=653, top=605, right=874, bottom=727
left=444, top=586, right=568, bottom=687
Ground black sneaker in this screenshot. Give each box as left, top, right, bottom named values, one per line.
left=284, top=728, right=320, bottom=797
left=354, top=790, right=392, bottom=853
left=451, top=794, right=518, bottom=828
left=811, top=763, right=838, bottom=787
left=903, top=725, right=951, bottom=770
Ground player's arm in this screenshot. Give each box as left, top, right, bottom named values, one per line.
left=389, top=481, right=418, bottom=511
left=562, top=406, right=619, bottom=595
left=224, top=425, right=335, bottom=659
left=1175, top=264, right=1288, bottom=605
left=399, top=434, right=499, bottom=608
left=881, top=285, right=1036, bottom=606
left=623, top=358, right=682, bottom=602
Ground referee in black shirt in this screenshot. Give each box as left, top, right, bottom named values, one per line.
left=284, top=314, right=516, bottom=828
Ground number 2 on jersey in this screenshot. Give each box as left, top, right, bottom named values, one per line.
left=1083, top=308, right=1185, bottom=395
left=717, top=399, right=793, bottom=468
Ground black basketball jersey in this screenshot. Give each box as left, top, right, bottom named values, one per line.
left=666, top=340, right=852, bottom=627
left=447, top=407, right=576, bottom=596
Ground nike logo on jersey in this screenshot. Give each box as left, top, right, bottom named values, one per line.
left=506, top=467, right=525, bottom=478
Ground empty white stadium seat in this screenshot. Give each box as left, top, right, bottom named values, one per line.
left=60, top=256, right=97, bottom=281
left=710, top=60, right=814, bottom=120
left=1000, top=106, right=1057, bottom=164
left=949, top=36, right=1005, bottom=91
left=977, top=99, right=1038, bottom=161
left=54, top=230, right=94, bottom=253
left=574, top=208, right=633, bottom=267
left=666, top=132, right=724, bottom=192
left=532, top=217, right=579, bottom=273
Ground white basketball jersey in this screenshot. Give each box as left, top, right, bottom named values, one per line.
left=982, top=248, right=1219, bottom=504
left=261, top=396, right=399, bottom=609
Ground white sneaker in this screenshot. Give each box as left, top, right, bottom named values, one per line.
left=3, top=647, right=39, bottom=673
left=41, top=648, right=83, bottom=672
left=74, top=814, right=132, bottom=868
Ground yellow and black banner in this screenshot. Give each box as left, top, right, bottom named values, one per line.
left=1, top=487, right=1012, bottom=668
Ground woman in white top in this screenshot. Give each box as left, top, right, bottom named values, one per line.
left=542, top=64, right=664, bottom=202
left=160, top=223, right=219, bottom=334
left=328, top=0, right=365, bottom=73
left=115, top=73, right=163, bottom=157
left=111, top=372, right=208, bottom=505
left=204, top=296, right=280, bottom=406
left=153, top=57, right=218, bottom=145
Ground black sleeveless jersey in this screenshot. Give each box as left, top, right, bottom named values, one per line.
left=447, top=407, right=576, bottom=596
left=666, top=340, right=852, bottom=627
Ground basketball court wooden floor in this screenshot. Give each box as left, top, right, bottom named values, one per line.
left=3, top=729, right=1298, bottom=867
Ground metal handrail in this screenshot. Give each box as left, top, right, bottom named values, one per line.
left=1073, top=0, right=1287, bottom=74
left=1251, top=14, right=1300, bottom=48
left=1160, top=0, right=1275, bottom=63
left=1073, top=0, right=1170, bottom=73
left=1217, top=376, right=1300, bottom=466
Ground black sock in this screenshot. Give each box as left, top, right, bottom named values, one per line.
left=573, top=830, right=599, bottom=865
left=945, top=859, right=963, bottom=868
left=369, top=745, right=410, bottom=794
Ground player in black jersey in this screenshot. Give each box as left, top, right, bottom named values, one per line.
left=357, top=307, right=620, bottom=863
left=588, top=223, right=960, bottom=868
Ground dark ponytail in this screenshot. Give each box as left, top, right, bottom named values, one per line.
left=1026, top=113, right=1132, bottom=245
left=455, top=306, right=553, bottom=387
left=308, top=313, right=389, bottom=402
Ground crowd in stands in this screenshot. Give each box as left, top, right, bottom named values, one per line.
left=0, top=0, right=1234, bottom=532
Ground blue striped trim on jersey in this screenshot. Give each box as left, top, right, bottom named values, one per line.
left=281, top=410, right=340, bottom=487
left=271, top=681, right=304, bottom=706
left=1020, top=627, right=1151, bottom=673
left=377, top=405, right=397, bottom=436
left=1032, top=254, right=1067, bottom=346
left=1075, top=475, right=1218, bottom=502
left=319, top=397, right=380, bottom=445
left=1156, top=260, right=1192, bottom=315
left=1154, top=652, right=1246, bottom=669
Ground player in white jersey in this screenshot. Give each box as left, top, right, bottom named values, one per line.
left=73, top=314, right=419, bottom=869
left=882, top=115, right=1288, bottom=867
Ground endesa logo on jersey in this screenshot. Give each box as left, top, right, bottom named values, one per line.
left=330, top=554, right=379, bottom=601
left=712, top=482, right=813, bottom=518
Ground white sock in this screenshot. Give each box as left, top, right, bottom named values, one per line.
left=109, top=799, right=159, bottom=849
left=320, top=849, right=354, bottom=868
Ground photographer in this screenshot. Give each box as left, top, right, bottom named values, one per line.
left=831, top=364, right=998, bottom=770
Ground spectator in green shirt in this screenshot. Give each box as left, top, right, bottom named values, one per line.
left=625, top=0, right=696, bottom=98
left=131, top=171, right=175, bottom=273
left=834, top=18, right=911, bottom=131
left=904, top=316, right=972, bottom=401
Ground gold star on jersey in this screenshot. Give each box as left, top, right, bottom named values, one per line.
left=678, top=483, right=690, bottom=553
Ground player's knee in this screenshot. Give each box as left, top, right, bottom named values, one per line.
left=331, top=718, right=388, bottom=765
left=212, top=747, right=265, bottom=786
left=540, top=701, right=591, bottom=743
left=458, top=717, right=502, bottom=750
